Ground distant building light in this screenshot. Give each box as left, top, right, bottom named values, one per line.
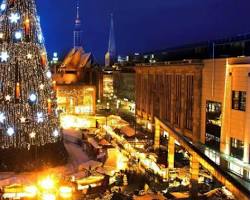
left=134, top=53, right=140, bottom=56
left=52, top=52, right=59, bottom=63
left=118, top=55, right=129, bottom=63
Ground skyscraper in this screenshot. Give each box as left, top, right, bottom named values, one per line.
left=105, top=13, right=116, bottom=67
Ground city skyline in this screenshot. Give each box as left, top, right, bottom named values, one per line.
left=37, top=0, right=250, bottom=63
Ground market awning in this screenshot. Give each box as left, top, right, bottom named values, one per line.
left=99, top=139, right=111, bottom=146
left=120, top=126, right=136, bottom=137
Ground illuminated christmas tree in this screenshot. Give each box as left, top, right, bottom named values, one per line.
left=0, top=0, right=66, bottom=170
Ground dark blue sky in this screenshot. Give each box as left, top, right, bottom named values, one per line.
left=36, top=0, right=250, bottom=63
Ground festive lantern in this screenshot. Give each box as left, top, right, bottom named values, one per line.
left=15, top=82, right=20, bottom=99
left=40, top=52, right=47, bottom=67
left=24, top=16, right=30, bottom=36
left=48, top=98, right=52, bottom=114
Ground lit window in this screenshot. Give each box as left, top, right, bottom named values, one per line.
left=230, top=137, right=244, bottom=160
left=232, top=91, right=246, bottom=111
left=229, top=162, right=243, bottom=176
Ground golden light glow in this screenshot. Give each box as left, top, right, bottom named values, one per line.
left=41, top=193, right=56, bottom=200
left=59, top=186, right=73, bottom=199
left=56, top=86, right=96, bottom=115
left=86, top=87, right=94, bottom=91
left=103, top=125, right=165, bottom=177
left=103, top=74, right=114, bottom=97
left=39, top=176, right=55, bottom=191
left=2, top=175, right=74, bottom=199
left=75, top=105, right=93, bottom=114
left=60, top=115, right=92, bottom=129
left=24, top=185, right=38, bottom=197
left=25, top=18, right=30, bottom=24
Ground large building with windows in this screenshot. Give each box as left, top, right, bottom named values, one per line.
left=136, top=61, right=202, bottom=142
left=201, top=57, right=250, bottom=165
left=136, top=56, right=250, bottom=172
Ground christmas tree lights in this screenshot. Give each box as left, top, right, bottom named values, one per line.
left=0, top=0, right=61, bottom=149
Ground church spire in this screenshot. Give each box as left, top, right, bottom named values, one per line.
left=74, top=0, right=82, bottom=48
left=105, top=13, right=116, bottom=67
left=108, top=13, right=116, bottom=58
left=76, top=0, right=80, bottom=20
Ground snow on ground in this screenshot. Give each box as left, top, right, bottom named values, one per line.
left=63, top=129, right=90, bottom=170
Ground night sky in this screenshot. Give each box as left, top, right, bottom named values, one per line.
left=36, top=0, right=250, bottom=63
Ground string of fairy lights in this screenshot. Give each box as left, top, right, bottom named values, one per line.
left=0, top=0, right=60, bottom=149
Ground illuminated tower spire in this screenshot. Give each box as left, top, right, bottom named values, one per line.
left=108, top=13, right=116, bottom=58
left=74, top=0, right=82, bottom=48
left=105, top=13, right=116, bottom=67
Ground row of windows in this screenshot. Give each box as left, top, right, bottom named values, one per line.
left=137, top=74, right=194, bottom=131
